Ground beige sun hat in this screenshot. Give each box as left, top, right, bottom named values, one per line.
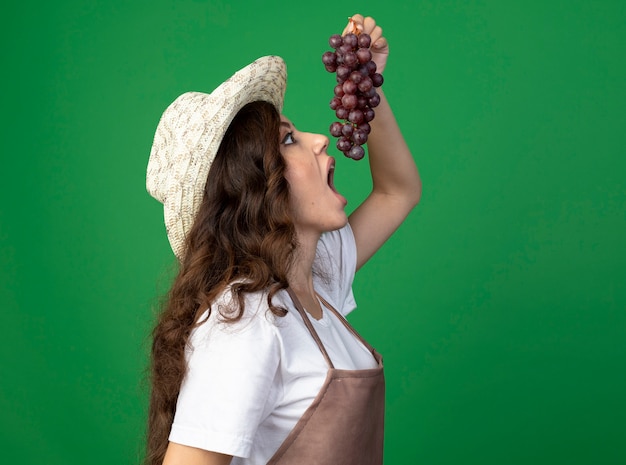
left=146, top=55, right=287, bottom=260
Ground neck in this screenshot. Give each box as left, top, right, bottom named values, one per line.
left=287, top=229, right=323, bottom=318
left=288, top=230, right=319, bottom=292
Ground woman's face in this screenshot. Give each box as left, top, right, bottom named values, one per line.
left=279, top=115, right=348, bottom=237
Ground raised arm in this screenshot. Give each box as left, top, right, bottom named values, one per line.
left=345, top=15, right=422, bottom=270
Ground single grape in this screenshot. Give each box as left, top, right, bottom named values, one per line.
left=322, top=51, right=337, bottom=66
left=334, top=84, right=344, bottom=97
left=360, top=121, right=372, bottom=134
left=343, top=52, right=358, bottom=67
left=357, top=76, right=373, bottom=92
left=335, top=106, right=349, bottom=120
left=347, top=145, right=365, bottom=160
left=342, top=79, right=357, bottom=95
left=353, top=129, right=368, bottom=145
left=348, top=109, right=364, bottom=124
left=356, top=48, right=372, bottom=64
left=337, top=136, right=352, bottom=152
left=343, top=33, right=358, bottom=48
left=357, top=96, right=368, bottom=109
left=329, top=97, right=342, bottom=110
left=366, top=61, right=377, bottom=75
left=329, top=34, right=343, bottom=49
left=341, top=94, right=358, bottom=110
left=368, top=93, right=381, bottom=108
left=330, top=121, right=343, bottom=137
left=358, top=33, right=371, bottom=48
left=364, top=87, right=377, bottom=98
left=349, top=71, right=363, bottom=84
left=341, top=123, right=354, bottom=137
left=339, top=43, right=352, bottom=55
left=325, top=64, right=337, bottom=73
left=372, top=73, right=384, bottom=87
left=364, top=108, right=375, bottom=123
left=336, top=65, right=351, bottom=81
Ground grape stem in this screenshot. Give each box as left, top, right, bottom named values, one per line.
left=348, top=17, right=362, bottom=35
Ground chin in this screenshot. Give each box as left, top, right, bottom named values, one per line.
left=324, top=215, right=349, bottom=232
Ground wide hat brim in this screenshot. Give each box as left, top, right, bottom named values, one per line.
left=146, top=56, right=287, bottom=260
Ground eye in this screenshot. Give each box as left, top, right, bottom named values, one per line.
left=281, top=131, right=296, bottom=146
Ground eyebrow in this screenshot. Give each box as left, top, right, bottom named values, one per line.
left=280, top=121, right=292, bottom=129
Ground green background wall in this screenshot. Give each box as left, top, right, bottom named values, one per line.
left=1, top=1, right=624, bottom=464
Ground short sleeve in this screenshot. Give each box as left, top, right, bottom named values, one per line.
left=314, top=222, right=358, bottom=316
left=169, top=293, right=281, bottom=458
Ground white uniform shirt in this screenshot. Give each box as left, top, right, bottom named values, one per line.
left=169, top=224, right=377, bottom=464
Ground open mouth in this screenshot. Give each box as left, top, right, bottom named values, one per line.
left=327, top=157, right=347, bottom=206
left=327, top=159, right=338, bottom=193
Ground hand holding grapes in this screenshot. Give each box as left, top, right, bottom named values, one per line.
left=343, top=15, right=389, bottom=74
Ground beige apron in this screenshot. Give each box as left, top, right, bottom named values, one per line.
left=267, top=288, right=385, bottom=465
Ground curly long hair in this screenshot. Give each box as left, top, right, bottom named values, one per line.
left=145, top=100, right=296, bottom=465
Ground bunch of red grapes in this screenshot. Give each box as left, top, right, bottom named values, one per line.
left=322, top=32, right=383, bottom=160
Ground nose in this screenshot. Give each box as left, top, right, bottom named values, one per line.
left=312, top=132, right=330, bottom=156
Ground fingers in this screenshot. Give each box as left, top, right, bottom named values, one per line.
left=372, top=36, right=388, bottom=51
left=363, top=18, right=383, bottom=47
left=344, top=14, right=384, bottom=46
left=362, top=16, right=377, bottom=35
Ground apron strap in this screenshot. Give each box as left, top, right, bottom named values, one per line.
left=286, top=287, right=335, bottom=369
left=316, top=293, right=378, bottom=355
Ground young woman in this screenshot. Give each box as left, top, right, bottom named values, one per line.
left=146, top=14, right=421, bottom=465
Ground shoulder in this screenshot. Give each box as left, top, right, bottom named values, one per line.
left=189, top=286, right=281, bottom=352
left=172, top=287, right=285, bottom=459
